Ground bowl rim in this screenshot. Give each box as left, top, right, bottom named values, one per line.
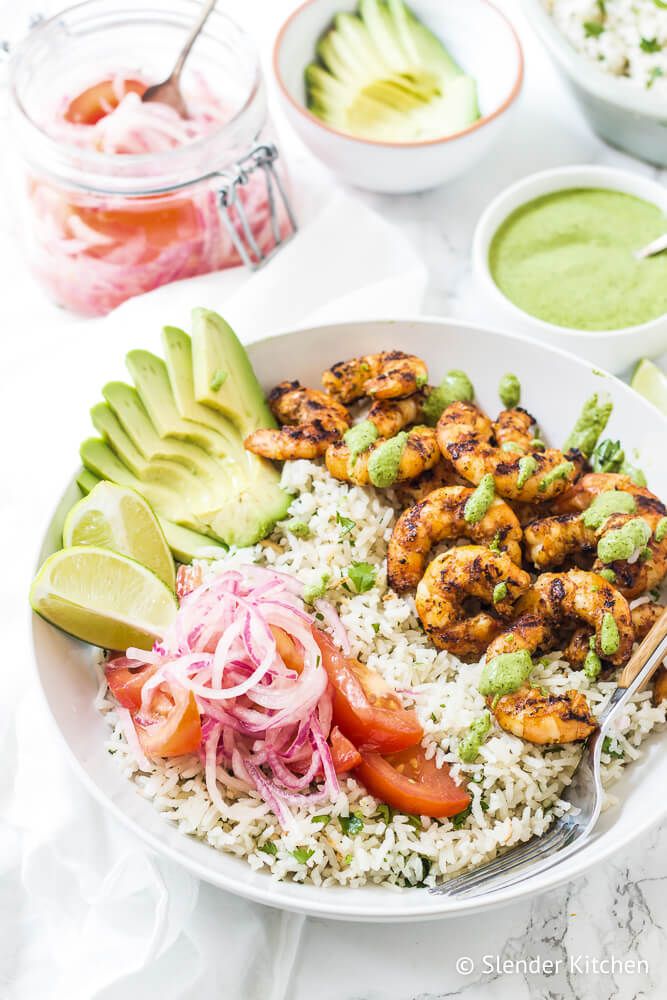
left=472, top=164, right=667, bottom=342
left=272, top=0, right=524, bottom=150
left=521, top=0, right=667, bottom=120
left=30, top=314, right=667, bottom=921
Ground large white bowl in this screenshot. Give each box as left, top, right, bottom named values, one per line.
left=522, top=0, right=667, bottom=166
left=273, top=0, right=523, bottom=193
left=472, top=165, right=667, bottom=374
left=32, top=317, right=667, bottom=922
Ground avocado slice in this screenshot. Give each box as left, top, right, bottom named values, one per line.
left=80, top=438, right=218, bottom=536
left=75, top=466, right=226, bottom=563
left=126, top=350, right=235, bottom=457
left=305, top=0, right=479, bottom=143
left=191, top=309, right=275, bottom=435
left=102, top=381, right=222, bottom=480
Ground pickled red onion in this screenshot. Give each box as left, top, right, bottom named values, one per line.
left=116, top=566, right=345, bottom=826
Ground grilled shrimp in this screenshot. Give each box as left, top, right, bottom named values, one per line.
left=490, top=687, right=596, bottom=744
left=485, top=613, right=558, bottom=661
left=416, top=545, right=532, bottom=660
left=492, top=407, right=537, bottom=451
left=322, top=351, right=428, bottom=403
left=387, top=485, right=523, bottom=592
left=366, top=393, right=425, bottom=437
left=521, top=569, right=634, bottom=666
left=244, top=380, right=350, bottom=460
left=592, top=510, right=667, bottom=599
left=437, top=401, right=582, bottom=501
left=325, top=426, right=440, bottom=487
left=552, top=473, right=664, bottom=517
left=392, top=460, right=464, bottom=506
left=524, top=514, right=596, bottom=570
left=565, top=601, right=665, bottom=668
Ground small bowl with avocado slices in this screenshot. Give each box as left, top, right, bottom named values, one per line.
left=273, top=0, right=523, bottom=193
left=473, top=165, right=667, bottom=374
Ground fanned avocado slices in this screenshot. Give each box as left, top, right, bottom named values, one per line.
left=305, top=0, right=479, bottom=142
left=79, top=310, right=290, bottom=555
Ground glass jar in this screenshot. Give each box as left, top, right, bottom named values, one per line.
left=7, top=1, right=295, bottom=316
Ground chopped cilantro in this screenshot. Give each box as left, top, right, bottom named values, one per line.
left=647, top=67, right=664, bottom=88
left=602, top=736, right=623, bottom=759
left=340, top=813, right=364, bottom=836
left=336, top=511, right=356, bottom=537
left=452, top=806, right=472, bottom=829
left=259, top=841, right=277, bottom=856
left=584, top=20, right=604, bottom=37
left=291, top=847, right=315, bottom=864
left=372, top=622, right=380, bottom=634
left=343, top=853, right=353, bottom=865
left=376, top=803, right=393, bottom=825
left=640, top=37, right=662, bottom=53
left=311, top=814, right=331, bottom=825
left=407, top=814, right=422, bottom=830
left=347, top=561, right=377, bottom=593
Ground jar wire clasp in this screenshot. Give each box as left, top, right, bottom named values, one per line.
left=216, top=143, right=297, bottom=270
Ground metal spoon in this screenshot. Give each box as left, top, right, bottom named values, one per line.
left=634, top=233, right=667, bottom=260
left=142, top=0, right=217, bottom=117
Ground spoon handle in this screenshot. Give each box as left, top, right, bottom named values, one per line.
left=172, top=0, right=218, bottom=81
left=619, top=604, right=667, bottom=689
left=634, top=233, right=667, bottom=260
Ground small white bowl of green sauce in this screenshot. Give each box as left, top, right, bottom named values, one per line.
left=473, top=166, right=667, bottom=373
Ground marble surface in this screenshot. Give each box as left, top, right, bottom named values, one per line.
left=2, top=0, right=667, bottom=997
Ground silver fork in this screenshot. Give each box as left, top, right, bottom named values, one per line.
left=430, top=608, right=667, bottom=899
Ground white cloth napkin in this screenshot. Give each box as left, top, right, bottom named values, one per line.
left=2, top=192, right=426, bottom=1000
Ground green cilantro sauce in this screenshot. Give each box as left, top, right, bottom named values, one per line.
left=464, top=474, right=495, bottom=524
left=499, top=373, right=521, bottom=409
left=600, top=612, right=620, bottom=656
left=584, top=646, right=602, bottom=680
left=656, top=517, right=667, bottom=543
left=538, top=460, right=575, bottom=493
left=304, top=572, right=330, bottom=604
left=458, top=712, right=492, bottom=763
left=564, top=394, right=612, bottom=457
left=479, top=650, right=533, bottom=698
left=597, top=517, right=652, bottom=563
left=489, top=189, right=667, bottom=331
left=582, top=490, right=637, bottom=529
left=344, top=420, right=378, bottom=465
left=368, top=431, right=407, bottom=487
left=422, top=369, right=474, bottom=425
left=517, top=455, right=538, bottom=489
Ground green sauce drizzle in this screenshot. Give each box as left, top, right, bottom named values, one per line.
left=479, top=649, right=533, bottom=698
left=600, top=612, right=620, bottom=656
left=368, top=432, right=408, bottom=487
left=564, top=394, right=613, bottom=457
left=344, top=420, right=378, bottom=466
left=499, top=373, right=521, bottom=409
left=517, top=455, right=538, bottom=489
left=656, top=517, right=667, bottom=543
left=493, top=581, right=508, bottom=603
left=458, top=712, right=492, bottom=763
left=464, top=474, right=495, bottom=524
left=421, top=370, right=474, bottom=426
left=538, top=461, right=575, bottom=493
left=582, top=490, right=637, bottom=529
left=597, top=517, right=652, bottom=563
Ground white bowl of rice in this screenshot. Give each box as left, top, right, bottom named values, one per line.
left=31, top=317, right=667, bottom=921
left=523, top=0, right=667, bottom=165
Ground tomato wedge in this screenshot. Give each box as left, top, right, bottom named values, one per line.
left=105, top=657, right=156, bottom=712
left=328, top=725, right=362, bottom=773
left=355, top=747, right=471, bottom=818
left=314, top=630, right=423, bottom=753
left=134, top=684, right=202, bottom=758
left=65, top=78, right=146, bottom=125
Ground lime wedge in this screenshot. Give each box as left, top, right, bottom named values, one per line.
left=30, top=546, right=177, bottom=650
left=63, top=482, right=175, bottom=591
left=631, top=359, right=667, bottom=416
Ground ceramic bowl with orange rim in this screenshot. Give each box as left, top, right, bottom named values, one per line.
left=273, top=0, right=524, bottom=194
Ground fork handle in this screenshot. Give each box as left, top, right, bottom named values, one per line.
left=619, top=605, right=667, bottom=689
